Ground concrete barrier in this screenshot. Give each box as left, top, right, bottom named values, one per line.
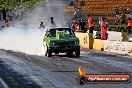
left=93, top=31, right=128, bottom=41
left=93, top=39, right=104, bottom=51
left=128, top=42, right=132, bottom=56
left=75, top=32, right=103, bottom=50
left=75, top=32, right=132, bottom=56
left=75, top=32, right=89, bottom=48
left=104, top=41, right=128, bottom=55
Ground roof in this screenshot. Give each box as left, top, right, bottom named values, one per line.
left=49, top=27, right=71, bottom=30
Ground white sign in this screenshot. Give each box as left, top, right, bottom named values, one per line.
left=104, top=41, right=128, bottom=55
left=93, top=31, right=122, bottom=41
left=127, top=42, right=132, bottom=56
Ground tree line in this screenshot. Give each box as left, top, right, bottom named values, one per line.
left=0, top=0, right=46, bottom=10
left=0, top=0, right=46, bottom=21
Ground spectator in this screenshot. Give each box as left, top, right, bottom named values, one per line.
left=80, top=0, right=85, bottom=7
left=2, top=8, right=6, bottom=20
left=69, top=0, right=76, bottom=6
left=74, top=8, right=82, bottom=19
left=123, top=7, right=127, bottom=14
left=100, top=17, right=108, bottom=40
left=39, top=22, right=45, bottom=29
left=120, top=13, right=126, bottom=24
left=5, top=20, right=10, bottom=28
left=115, top=15, right=120, bottom=25
left=115, top=7, right=119, bottom=15
left=69, top=0, right=74, bottom=6
left=0, top=19, right=5, bottom=30
left=87, top=14, right=94, bottom=34
left=99, top=17, right=108, bottom=26
left=127, top=7, right=131, bottom=14
left=71, top=21, right=78, bottom=31
left=127, top=16, right=132, bottom=34
left=119, top=7, right=123, bottom=15
left=128, top=13, right=132, bottom=19
left=78, top=18, right=86, bottom=32
left=50, top=17, right=57, bottom=28
left=7, top=11, right=13, bottom=21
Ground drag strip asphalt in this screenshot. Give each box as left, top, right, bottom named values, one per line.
left=0, top=49, right=132, bottom=88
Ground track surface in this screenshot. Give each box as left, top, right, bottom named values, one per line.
left=0, top=49, right=132, bottom=88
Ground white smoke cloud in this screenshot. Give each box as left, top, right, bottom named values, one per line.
left=0, top=27, right=46, bottom=56
left=0, top=0, right=67, bottom=56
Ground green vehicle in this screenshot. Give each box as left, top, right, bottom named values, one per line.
left=43, top=28, right=80, bottom=57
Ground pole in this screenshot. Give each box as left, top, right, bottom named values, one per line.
left=112, top=0, right=114, bottom=24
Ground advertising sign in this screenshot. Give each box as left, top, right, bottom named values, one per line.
left=104, top=41, right=128, bottom=55
left=127, top=42, right=132, bottom=56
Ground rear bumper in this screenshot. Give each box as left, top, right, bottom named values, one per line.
left=49, top=45, right=80, bottom=52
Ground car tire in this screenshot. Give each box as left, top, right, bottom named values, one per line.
left=47, top=48, right=52, bottom=57
left=45, top=46, right=52, bottom=57
left=44, top=42, right=47, bottom=56
left=66, top=52, right=73, bottom=57
left=75, top=49, right=80, bottom=57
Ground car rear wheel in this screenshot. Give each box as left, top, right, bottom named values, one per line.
left=45, top=46, right=52, bottom=57
left=66, top=52, right=73, bottom=57
left=75, top=49, right=80, bottom=57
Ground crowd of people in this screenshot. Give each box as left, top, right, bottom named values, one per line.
left=114, top=7, right=132, bottom=25
left=69, top=12, right=132, bottom=38
left=69, top=0, right=85, bottom=8
left=67, top=0, right=132, bottom=38
left=0, top=8, right=27, bottom=21
left=0, top=8, right=28, bottom=30
left=69, top=14, right=109, bottom=40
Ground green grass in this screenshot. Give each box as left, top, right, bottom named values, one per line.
left=0, top=0, right=47, bottom=10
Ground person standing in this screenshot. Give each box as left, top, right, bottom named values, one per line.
left=127, top=17, right=132, bottom=34
left=39, top=22, right=45, bottom=29
left=79, top=18, right=86, bottom=32
left=100, top=17, right=108, bottom=40
left=87, top=15, right=94, bottom=34
left=2, top=8, right=6, bottom=20
left=71, top=21, right=78, bottom=31
left=5, top=20, right=10, bottom=28
left=120, top=13, right=126, bottom=24
left=0, top=19, right=4, bottom=30
left=80, top=0, right=85, bottom=8
left=50, top=17, right=57, bottom=28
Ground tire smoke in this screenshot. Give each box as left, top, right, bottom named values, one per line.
left=0, top=26, right=46, bottom=56
left=0, top=0, right=67, bottom=56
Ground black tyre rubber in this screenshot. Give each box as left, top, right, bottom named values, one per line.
left=47, top=49, right=52, bottom=57
left=66, top=52, right=73, bottom=57
left=45, top=46, right=52, bottom=57
left=75, top=49, right=80, bottom=57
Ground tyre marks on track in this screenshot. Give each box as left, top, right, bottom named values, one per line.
left=0, top=60, right=41, bottom=88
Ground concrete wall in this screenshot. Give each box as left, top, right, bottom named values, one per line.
left=75, top=32, right=132, bottom=56
left=75, top=32, right=103, bottom=51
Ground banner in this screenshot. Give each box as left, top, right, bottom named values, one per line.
left=104, top=41, right=128, bottom=55
left=127, top=42, right=132, bottom=56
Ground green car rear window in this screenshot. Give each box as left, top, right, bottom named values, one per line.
left=48, top=28, right=75, bottom=37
